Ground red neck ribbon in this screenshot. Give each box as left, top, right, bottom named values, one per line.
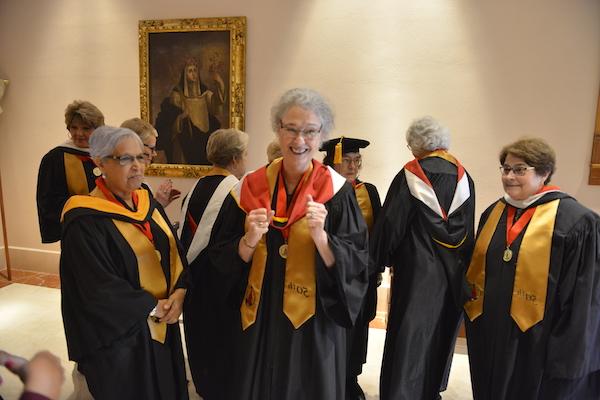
left=240, top=160, right=334, bottom=241
left=95, top=177, right=153, bottom=243
left=505, top=185, right=560, bottom=247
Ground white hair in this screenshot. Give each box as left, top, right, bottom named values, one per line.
left=89, top=126, right=143, bottom=159
left=406, top=116, right=450, bottom=155
left=270, top=88, right=335, bottom=137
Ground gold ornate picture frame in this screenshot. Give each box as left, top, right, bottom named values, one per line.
left=139, top=17, right=246, bottom=178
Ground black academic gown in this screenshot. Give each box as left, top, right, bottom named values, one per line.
left=60, top=197, right=189, bottom=400
left=180, top=174, right=238, bottom=399
left=347, top=180, right=382, bottom=378
left=371, top=157, right=475, bottom=400
left=209, top=182, right=369, bottom=400
left=466, top=192, right=600, bottom=400
left=36, top=145, right=97, bottom=243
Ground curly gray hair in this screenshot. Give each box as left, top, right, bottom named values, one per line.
left=270, top=88, right=335, bottom=137
left=406, top=116, right=450, bottom=156
left=89, top=126, right=143, bottom=160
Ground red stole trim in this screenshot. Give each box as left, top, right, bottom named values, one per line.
left=403, top=150, right=465, bottom=220
left=240, top=159, right=335, bottom=219
left=95, top=177, right=153, bottom=243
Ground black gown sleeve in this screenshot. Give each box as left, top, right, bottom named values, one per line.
left=60, top=216, right=158, bottom=361
left=318, top=182, right=369, bottom=327
left=36, top=148, right=69, bottom=243
left=370, top=170, right=415, bottom=272
left=545, top=210, right=600, bottom=379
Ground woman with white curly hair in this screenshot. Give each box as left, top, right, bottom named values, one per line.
left=371, top=116, right=476, bottom=400
left=209, top=88, right=369, bottom=399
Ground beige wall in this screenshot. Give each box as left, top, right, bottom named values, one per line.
left=0, top=0, right=599, bottom=273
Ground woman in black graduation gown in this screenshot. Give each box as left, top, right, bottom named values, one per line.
left=178, top=128, right=248, bottom=399
left=209, top=88, right=369, bottom=400
left=371, top=116, right=475, bottom=400
left=60, top=126, right=189, bottom=400
left=465, top=138, right=600, bottom=399
left=121, top=117, right=181, bottom=208
left=320, top=136, right=382, bottom=400
left=36, top=100, right=105, bottom=243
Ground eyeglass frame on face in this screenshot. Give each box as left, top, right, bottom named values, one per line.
left=341, top=156, right=362, bottom=167
left=143, top=143, right=157, bottom=160
left=499, top=164, right=536, bottom=176
left=104, top=154, right=147, bottom=167
left=279, top=121, right=322, bottom=140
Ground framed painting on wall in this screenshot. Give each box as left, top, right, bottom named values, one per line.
left=139, top=17, right=246, bottom=178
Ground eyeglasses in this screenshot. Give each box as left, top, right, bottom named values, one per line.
left=499, top=165, right=535, bottom=176
left=143, top=143, right=157, bottom=160
left=279, top=121, right=322, bottom=140
left=342, top=157, right=362, bottom=167
left=105, top=154, right=146, bottom=166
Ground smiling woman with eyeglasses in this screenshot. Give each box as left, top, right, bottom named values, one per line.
left=465, top=138, right=600, bottom=400
left=59, top=126, right=189, bottom=400
left=208, top=88, right=369, bottom=399
left=36, top=100, right=105, bottom=243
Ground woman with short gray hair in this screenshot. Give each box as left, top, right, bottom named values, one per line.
left=372, top=116, right=475, bottom=400
left=36, top=100, right=105, bottom=243
left=208, top=88, right=368, bottom=399
left=178, top=127, right=248, bottom=399
left=270, top=87, right=335, bottom=137
left=60, top=125, right=189, bottom=399
left=405, top=115, right=451, bottom=157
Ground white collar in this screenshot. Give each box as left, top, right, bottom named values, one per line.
left=503, top=189, right=562, bottom=209
left=59, top=140, right=89, bottom=153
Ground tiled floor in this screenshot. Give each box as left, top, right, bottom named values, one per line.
left=0, top=273, right=473, bottom=399
left=0, top=268, right=61, bottom=289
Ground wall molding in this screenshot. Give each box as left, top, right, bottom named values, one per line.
left=8, top=246, right=60, bottom=274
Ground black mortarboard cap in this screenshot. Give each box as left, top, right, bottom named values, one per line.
left=320, top=137, right=370, bottom=164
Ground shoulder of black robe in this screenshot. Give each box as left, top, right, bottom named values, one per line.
left=37, top=146, right=97, bottom=243
left=60, top=197, right=187, bottom=361
left=180, top=175, right=227, bottom=252
left=538, top=194, right=600, bottom=380
left=370, top=169, right=415, bottom=272
left=37, top=147, right=70, bottom=242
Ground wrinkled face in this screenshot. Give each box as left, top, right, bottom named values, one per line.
left=142, top=136, right=157, bottom=167
left=186, top=65, right=198, bottom=82
left=501, top=154, right=549, bottom=201
left=98, top=137, right=145, bottom=198
left=335, top=152, right=362, bottom=182
left=277, top=106, right=322, bottom=174
left=68, top=115, right=94, bottom=148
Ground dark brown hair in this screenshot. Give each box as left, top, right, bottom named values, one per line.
left=499, top=138, right=556, bottom=184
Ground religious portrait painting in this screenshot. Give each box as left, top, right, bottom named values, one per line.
left=139, top=17, right=246, bottom=177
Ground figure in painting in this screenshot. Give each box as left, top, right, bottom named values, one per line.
left=155, top=56, right=225, bottom=165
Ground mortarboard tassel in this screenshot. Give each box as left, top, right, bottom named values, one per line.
left=334, top=136, right=343, bottom=164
